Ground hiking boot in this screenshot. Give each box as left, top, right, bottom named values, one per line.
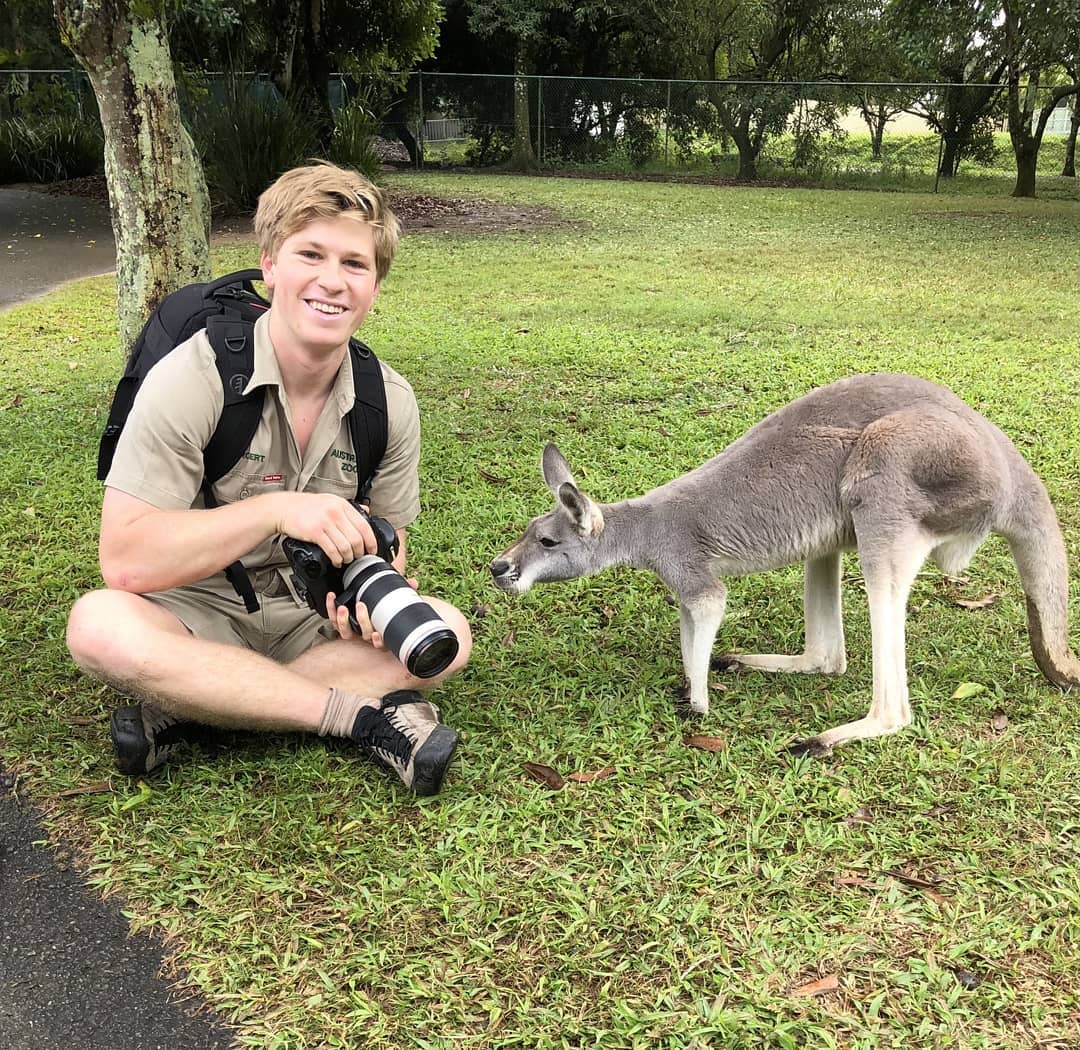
left=110, top=703, right=199, bottom=776
left=350, top=690, right=458, bottom=796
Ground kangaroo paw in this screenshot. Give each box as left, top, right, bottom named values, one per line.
left=673, top=684, right=706, bottom=721
left=786, top=736, right=833, bottom=759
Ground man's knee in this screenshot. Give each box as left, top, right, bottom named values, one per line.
left=67, top=589, right=182, bottom=677
left=425, top=598, right=473, bottom=681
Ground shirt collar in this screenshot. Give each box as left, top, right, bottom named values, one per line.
left=245, top=313, right=356, bottom=418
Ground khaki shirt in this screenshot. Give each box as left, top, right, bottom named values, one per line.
left=106, top=312, right=421, bottom=577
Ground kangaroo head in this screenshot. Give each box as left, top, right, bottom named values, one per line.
left=490, top=443, right=606, bottom=593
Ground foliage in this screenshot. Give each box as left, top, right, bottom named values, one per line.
left=327, top=92, right=383, bottom=180
left=187, top=78, right=317, bottom=212
left=2, top=173, right=1079, bottom=1047
left=0, top=113, right=103, bottom=182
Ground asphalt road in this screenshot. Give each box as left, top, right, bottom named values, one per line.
left=0, top=186, right=116, bottom=310
left=1, top=186, right=235, bottom=1048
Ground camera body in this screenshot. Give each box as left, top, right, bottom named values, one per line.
left=281, top=507, right=459, bottom=679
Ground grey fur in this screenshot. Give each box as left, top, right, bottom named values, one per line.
left=490, top=373, right=1080, bottom=754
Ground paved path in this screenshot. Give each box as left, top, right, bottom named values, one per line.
left=1, top=185, right=234, bottom=1048
left=0, top=186, right=116, bottom=310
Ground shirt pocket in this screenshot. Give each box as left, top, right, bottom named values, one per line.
left=212, top=468, right=288, bottom=505
left=308, top=472, right=356, bottom=500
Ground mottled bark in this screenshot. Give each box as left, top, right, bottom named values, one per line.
left=54, top=0, right=210, bottom=352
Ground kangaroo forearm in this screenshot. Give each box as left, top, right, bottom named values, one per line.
left=100, top=493, right=284, bottom=594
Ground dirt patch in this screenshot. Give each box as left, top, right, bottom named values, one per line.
left=43, top=174, right=562, bottom=237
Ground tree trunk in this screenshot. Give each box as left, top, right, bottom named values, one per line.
left=55, top=0, right=210, bottom=352
left=730, top=121, right=758, bottom=181
left=509, top=41, right=536, bottom=171
left=1063, top=97, right=1079, bottom=177
left=1012, top=149, right=1037, bottom=197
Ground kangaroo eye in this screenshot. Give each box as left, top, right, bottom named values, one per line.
left=539, top=536, right=559, bottom=549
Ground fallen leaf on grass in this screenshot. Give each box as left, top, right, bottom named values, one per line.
left=834, top=873, right=874, bottom=889
left=792, top=974, right=839, bottom=997
left=56, top=782, right=111, bottom=797
left=522, top=762, right=565, bottom=790
left=683, top=735, right=727, bottom=752
left=885, top=869, right=951, bottom=905
left=951, top=681, right=987, bottom=700
left=65, top=716, right=96, bottom=726
left=566, top=767, right=616, bottom=783
left=500, top=630, right=516, bottom=649
left=990, top=709, right=1009, bottom=732
left=478, top=468, right=509, bottom=485
left=470, top=603, right=491, bottom=619
left=954, top=592, right=1000, bottom=610
left=8, top=395, right=22, bottom=408
left=845, top=806, right=874, bottom=824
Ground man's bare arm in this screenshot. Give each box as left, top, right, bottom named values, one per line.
left=100, top=488, right=379, bottom=594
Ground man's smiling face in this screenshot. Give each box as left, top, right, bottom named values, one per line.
left=261, top=215, right=380, bottom=358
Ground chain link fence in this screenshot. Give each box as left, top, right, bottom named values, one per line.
left=370, top=72, right=1077, bottom=181
left=3, top=68, right=1077, bottom=186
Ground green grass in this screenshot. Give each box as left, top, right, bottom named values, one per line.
left=1, top=174, right=1079, bottom=1048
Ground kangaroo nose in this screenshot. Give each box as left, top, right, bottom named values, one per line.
left=490, top=559, right=510, bottom=578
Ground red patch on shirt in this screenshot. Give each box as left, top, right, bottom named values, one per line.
left=263, top=473, right=285, bottom=482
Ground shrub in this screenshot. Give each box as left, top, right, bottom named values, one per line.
left=0, top=114, right=103, bottom=184
left=189, top=79, right=317, bottom=212
left=328, top=93, right=382, bottom=180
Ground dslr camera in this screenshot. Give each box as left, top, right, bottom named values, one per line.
left=281, top=507, right=459, bottom=679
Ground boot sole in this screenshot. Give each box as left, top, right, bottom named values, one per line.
left=411, top=725, right=458, bottom=797
left=110, top=705, right=150, bottom=776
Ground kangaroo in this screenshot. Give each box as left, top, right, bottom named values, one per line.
left=490, top=373, right=1080, bottom=755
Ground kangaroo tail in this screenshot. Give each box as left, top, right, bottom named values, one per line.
left=1001, top=470, right=1080, bottom=689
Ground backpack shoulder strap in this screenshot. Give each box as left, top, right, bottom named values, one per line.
left=202, top=314, right=263, bottom=613
left=347, top=339, right=388, bottom=502
left=202, top=314, right=265, bottom=485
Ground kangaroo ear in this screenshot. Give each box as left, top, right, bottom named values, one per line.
left=542, top=443, right=575, bottom=495
left=558, top=481, right=604, bottom=537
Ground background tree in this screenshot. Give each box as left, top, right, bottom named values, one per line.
left=889, top=0, right=1006, bottom=178
left=171, top=0, right=441, bottom=150
left=999, top=0, right=1080, bottom=197
left=836, top=2, right=922, bottom=158
left=462, top=0, right=573, bottom=170
left=54, top=0, right=210, bottom=352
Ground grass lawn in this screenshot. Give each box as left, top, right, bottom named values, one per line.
left=1, top=172, right=1079, bottom=1049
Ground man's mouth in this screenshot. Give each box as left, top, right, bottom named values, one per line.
left=306, top=300, right=346, bottom=315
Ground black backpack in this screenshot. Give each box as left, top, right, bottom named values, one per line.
left=97, top=269, right=389, bottom=612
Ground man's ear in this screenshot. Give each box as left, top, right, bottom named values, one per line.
left=260, top=252, right=276, bottom=292
left=558, top=481, right=604, bottom=537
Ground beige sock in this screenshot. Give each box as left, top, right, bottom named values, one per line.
left=317, top=687, right=379, bottom=738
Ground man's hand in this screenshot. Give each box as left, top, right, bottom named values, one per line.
left=325, top=575, right=419, bottom=645
left=277, top=494, right=378, bottom=567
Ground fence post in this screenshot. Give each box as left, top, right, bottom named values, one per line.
left=933, top=130, right=944, bottom=193
left=665, top=79, right=671, bottom=166
left=416, top=71, right=425, bottom=170
left=535, top=75, right=543, bottom=165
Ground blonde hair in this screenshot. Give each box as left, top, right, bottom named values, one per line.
left=254, top=162, right=401, bottom=282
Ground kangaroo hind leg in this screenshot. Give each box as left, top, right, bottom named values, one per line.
left=718, top=552, right=847, bottom=675
left=792, top=528, right=935, bottom=757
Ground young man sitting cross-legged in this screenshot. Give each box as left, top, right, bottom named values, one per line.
left=66, top=162, right=471, bottom=796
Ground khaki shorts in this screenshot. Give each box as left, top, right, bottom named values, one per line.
left=145, top=567, right=336, bottom=664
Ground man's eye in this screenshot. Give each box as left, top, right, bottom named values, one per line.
left=539, top=537, right=558, bottom=548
